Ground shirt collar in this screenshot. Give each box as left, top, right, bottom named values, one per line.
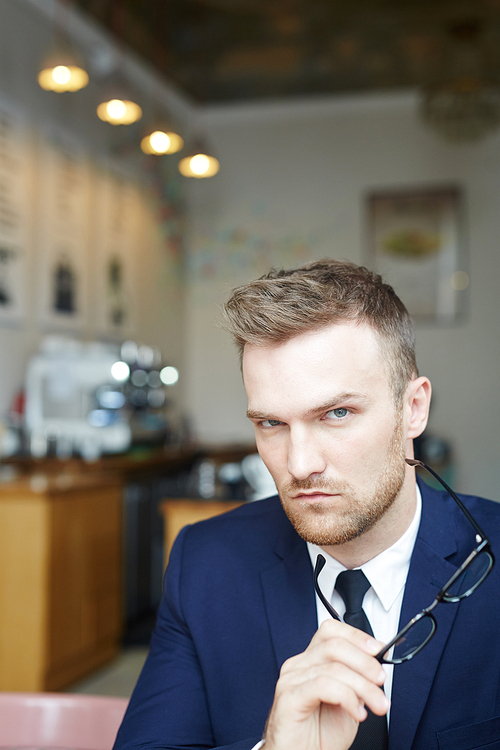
left=307, top=485, right=422, bottom=611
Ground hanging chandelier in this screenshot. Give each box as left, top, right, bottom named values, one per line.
left=421, top=21, right=500, bottom=142
left=421, top=76, right=500, bottom=142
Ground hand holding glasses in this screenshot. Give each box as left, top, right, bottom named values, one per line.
left=314, top=458, right=494, bottom=665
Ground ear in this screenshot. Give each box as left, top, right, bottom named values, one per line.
left=404, top=376, right=432, bottom=440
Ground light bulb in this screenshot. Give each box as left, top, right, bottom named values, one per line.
left=107, top=99, right=126, bottom=120
left=190, top=154, right=210, bottom=175
left=97, top=98, right=142, bottom=125
left=52, top=65, right=71, bottom=85
left=38, top=64, right=89, bottom=92
left=140, top=130, right=184, bottom=155
left=150, top=131, right=171, bottom=153
left=179, top=151, right=220, bottom=178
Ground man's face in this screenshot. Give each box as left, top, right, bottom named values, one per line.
left=243, top=322, right=413, bottom=551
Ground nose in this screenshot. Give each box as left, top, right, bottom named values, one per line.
left=287, top=426, right=327, bottom=481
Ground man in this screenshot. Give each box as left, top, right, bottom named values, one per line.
left=114, top=260, right=500, bottom=750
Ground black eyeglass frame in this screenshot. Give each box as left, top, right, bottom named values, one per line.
left=313, top=457, right=495, bottom=666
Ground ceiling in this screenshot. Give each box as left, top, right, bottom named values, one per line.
left=71, top=0, right=500, bottom=104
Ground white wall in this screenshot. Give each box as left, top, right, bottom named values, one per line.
left=0, top=0, right=195, bottom=425
left=183, top=92, right=500, bottom=500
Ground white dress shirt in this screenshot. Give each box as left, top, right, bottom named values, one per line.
left=308, top=485, right=422, bottom=706
left=252, top=485, right=422, bottom=750
left=251, top=487, right=422, bottom=750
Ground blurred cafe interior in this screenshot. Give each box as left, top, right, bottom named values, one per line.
left=0, top=0, right=499, bottom=712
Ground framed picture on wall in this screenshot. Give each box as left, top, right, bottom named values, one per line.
left=366, top=186, right=467, bottom=323
left=37, top=129, right=90, bottom=331
left=94, top=168, right=138, bottom=338
left=0, top=97, right=30, bottom=326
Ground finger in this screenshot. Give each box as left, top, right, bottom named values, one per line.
left=266, top=671, right=366, bottom=749
left=314, top=618, right=385, bottom=655
left=282, top=634, right=387, bottom=688
left=295, top=674, right=369, bottom=723
left=280, top=662, right=390, bottom=719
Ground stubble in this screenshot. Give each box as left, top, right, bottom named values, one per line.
left=279, top=418, right=407, bottom=546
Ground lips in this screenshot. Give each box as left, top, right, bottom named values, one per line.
left=294, top=492, right=339, bottom=503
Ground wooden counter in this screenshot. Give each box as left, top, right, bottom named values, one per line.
left=0, top=472, right=123, bottom=692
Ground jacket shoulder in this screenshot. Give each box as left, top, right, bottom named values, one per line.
left=171, top=495, right=300, bottom=568
left=418, top=477, right=500, bottom=552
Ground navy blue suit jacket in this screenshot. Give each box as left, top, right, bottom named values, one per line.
left=114, top=480, right=500, bottom=750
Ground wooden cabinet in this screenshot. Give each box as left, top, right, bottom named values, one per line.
left=160, top=498, right=243, bottom=567
left=0, top=473, right=123, bottom=691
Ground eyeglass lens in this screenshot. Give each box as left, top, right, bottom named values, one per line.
left=381, top=549, right=493, bottom=664
left=442, top=549, right=493, bottom=601
left=389, top=615, right=436, bottom=663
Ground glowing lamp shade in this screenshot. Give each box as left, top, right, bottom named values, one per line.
left=179, top=152, right=220, bottom=178
left=141, top=130, right=184, bottom=155
left=97, top=98, right=143, bottom=125
left=37, top=35, right=88, bottom=93
left=38, top=63, right=89, bottom=92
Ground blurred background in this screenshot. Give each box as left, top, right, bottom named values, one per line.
left=0, top=0, right=499, bottom=701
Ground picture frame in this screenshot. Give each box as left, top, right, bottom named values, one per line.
left=94, top=168, right=138, bottom=338
left=0, top=97, right=30, bottom=326
left=37, top=128, right=90, bottom=331
left=366, top=186, right=467, bottom=323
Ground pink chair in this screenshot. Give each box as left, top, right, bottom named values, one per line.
left=0, top=692, right=128, bottom=749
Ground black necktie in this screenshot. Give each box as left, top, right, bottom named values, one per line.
left=335, top=570, right=389, bottom=750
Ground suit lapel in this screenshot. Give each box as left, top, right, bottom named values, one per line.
left=389, top=480, right=462, bottom=750
left=260, top=521, right=318, bottom=671
left=258, top=482, right=466, bottom=748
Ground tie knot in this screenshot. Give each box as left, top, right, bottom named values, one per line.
left=335, top=569, right=371, bottom=614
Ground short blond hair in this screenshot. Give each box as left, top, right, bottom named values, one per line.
left=221, top=259, right=418, bottom=403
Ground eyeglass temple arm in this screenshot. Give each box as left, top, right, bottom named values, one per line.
left=314, top=554, right=341, bottom=622
left=406, top=458, right=488, bottom=541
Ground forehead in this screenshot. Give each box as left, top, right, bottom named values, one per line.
left=243, top=322, right=392, bottom=415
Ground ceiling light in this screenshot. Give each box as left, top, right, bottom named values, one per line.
left=97, top=75, right=142, bottom=125
left=421, top=78, right=500, bottom=141
left=420, top=20, right=500, bottom=141
left=178, top=141, right=220, bottom=178
left=141, top=129, right=184, bottom=155
left=97, top=97, right=142, bottom=125
left=37, top=37, right=89, bottom=92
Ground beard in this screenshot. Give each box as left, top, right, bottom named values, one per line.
left=278, top=418, right=407, bottom=547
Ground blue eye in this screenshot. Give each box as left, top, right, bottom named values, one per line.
left=261, top=419, right=283, bottom=428
left=327, top=408, right=349, bottom=419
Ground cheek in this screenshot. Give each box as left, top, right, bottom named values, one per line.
left=255, top=435, right=287, bottom=482
left=322, top=425, right=394, bottom=473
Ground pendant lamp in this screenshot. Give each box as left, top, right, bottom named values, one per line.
left=178, top=140, right=220, bottom=178
left=97, top=74, right=142, bottom=125
left=38, top=35, right=89, bottom=92
left=141, top=118, right=184, bottom=155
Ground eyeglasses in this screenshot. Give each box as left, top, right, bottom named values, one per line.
left=314, top=458, right=494, bottom=665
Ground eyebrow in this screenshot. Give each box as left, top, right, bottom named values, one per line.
left=246, top=391, right=369, bottom=421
